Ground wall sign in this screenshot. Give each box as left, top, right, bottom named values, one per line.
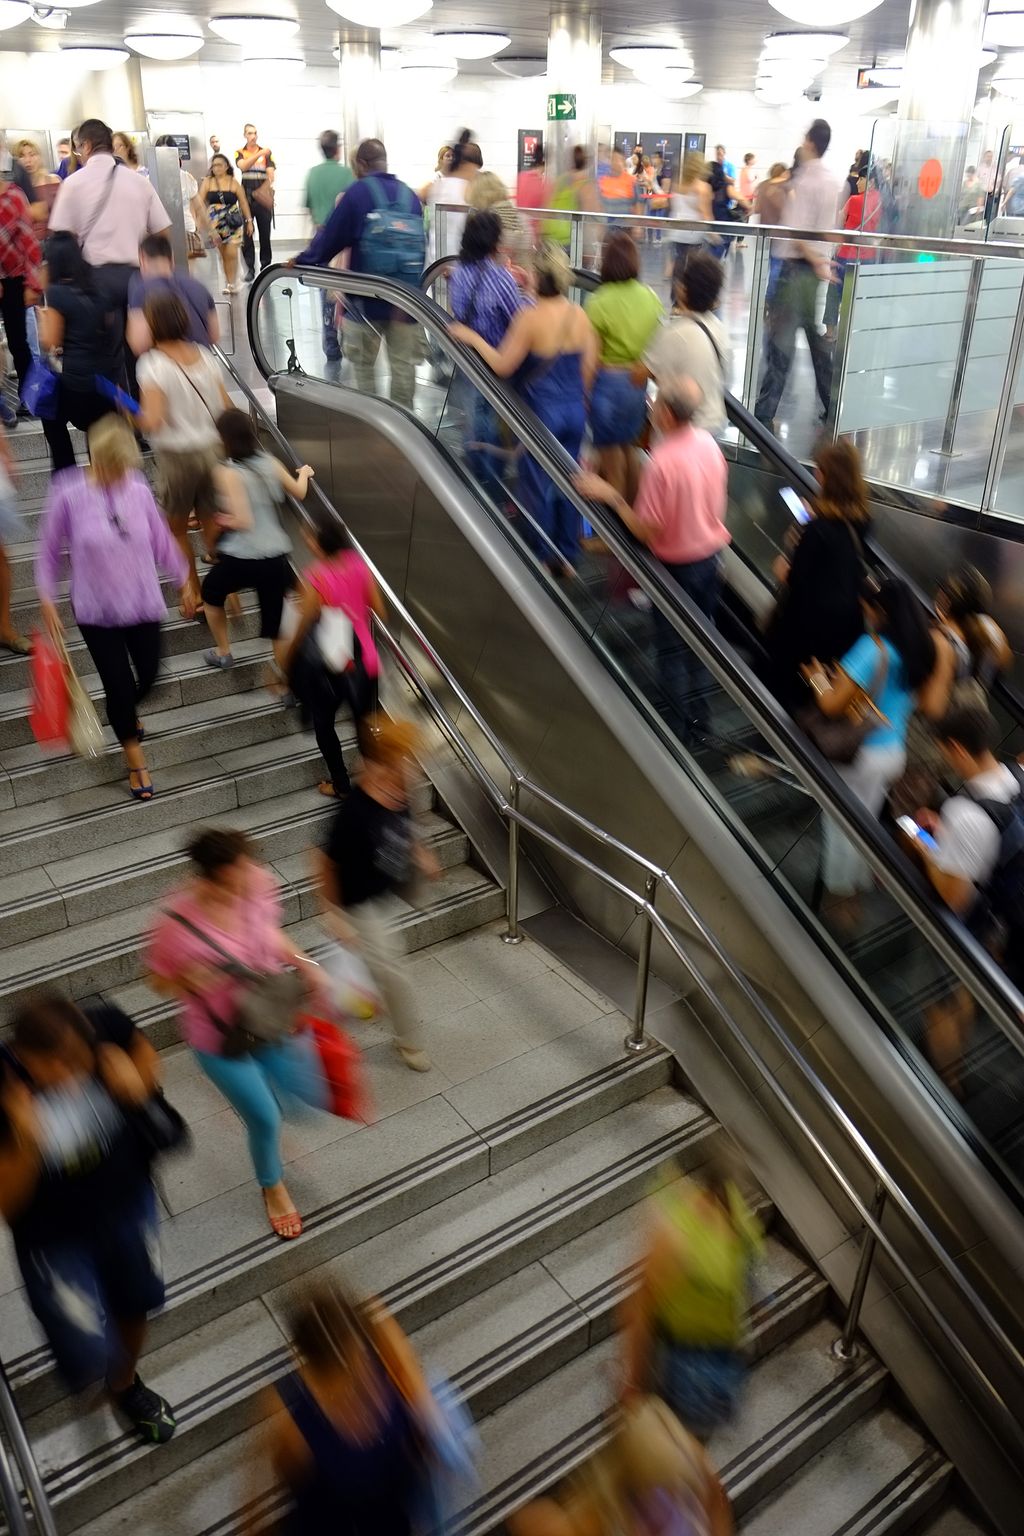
left=547, top=93, right=576, bottom=122
left=918, top=158, right=943, bottom=199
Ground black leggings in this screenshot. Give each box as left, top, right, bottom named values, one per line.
left=78, top=621, right=161, bottom=744
left=42, top=382, right=112, bottom=473
left=1, top=277, right=30, bottom=395
left=294, top=651, right=374, bottom=794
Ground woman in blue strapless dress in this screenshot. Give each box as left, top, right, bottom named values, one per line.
left=450, top=238, right=598, bottom=572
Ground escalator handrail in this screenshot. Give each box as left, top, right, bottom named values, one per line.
left=248, top=264, right=1024, bottom=1064
left=217, top=336, right=1024, bottom=1457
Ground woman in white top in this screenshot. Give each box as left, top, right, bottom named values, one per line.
left=136, top=289, right=231, bottom=616
left=426, top=130, right=482, bottom=259
left=644, top=249, right=732, bottom=436
left=670, top=152, right=716, bottom=254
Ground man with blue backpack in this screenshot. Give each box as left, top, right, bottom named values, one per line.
left=294, top=137, right=425, bottom=408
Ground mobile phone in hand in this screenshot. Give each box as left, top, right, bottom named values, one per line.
left=780, top=486, right=811, bottom=524
left=896, top=814, right=939, bottom=852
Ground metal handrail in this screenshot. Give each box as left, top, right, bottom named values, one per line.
left=0, top=1362, right=55, bottom=1535
left=245, top=265, right=1024, bottom=1105
left=433, top=199, right=1024, bottom=261
left=220, top=327, right=1024, bottom=1464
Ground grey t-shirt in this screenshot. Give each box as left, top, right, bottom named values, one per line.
left=218, top=453, right=292, bottom=559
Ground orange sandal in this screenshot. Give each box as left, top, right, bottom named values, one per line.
left=263, top=1191, right=303, bottom=1241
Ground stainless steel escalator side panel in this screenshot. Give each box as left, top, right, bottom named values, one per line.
left=272, top=373, right=1024, bottom=1517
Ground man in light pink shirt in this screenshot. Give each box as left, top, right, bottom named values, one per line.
left=577, top=376, right=729, bottom=740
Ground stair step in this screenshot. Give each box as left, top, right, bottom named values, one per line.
left=5, top=424, right=81, bottom=462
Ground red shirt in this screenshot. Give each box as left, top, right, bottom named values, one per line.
left=837, top=188, right=881, bottom=262
left=634, top=424, right=730, bottom=565
left=0, top=183, right=40, bottom=282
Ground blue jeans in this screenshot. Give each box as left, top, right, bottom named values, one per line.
left=462, top=386, right=507, bottom=504
left=19, top=1183, right=164, bottom=1390
left=653, top=552, right=722, bottom=739
left=195, top=1032, right=327, bottom=1188
left=590, top=368, right=647, bottom=447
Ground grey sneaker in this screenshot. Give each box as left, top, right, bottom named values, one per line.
left=203, top=649, right=234, bottom=670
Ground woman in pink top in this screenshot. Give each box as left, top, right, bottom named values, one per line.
left=282, top=507, right=385, bottom=799
left=148, top=827, right=327, bottom=1240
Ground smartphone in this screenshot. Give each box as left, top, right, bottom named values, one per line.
left=95, top=376, right=141, bottom=416
left=780, top=486, right=811, bottom=524
left=896, top=814, right=939, bottom=852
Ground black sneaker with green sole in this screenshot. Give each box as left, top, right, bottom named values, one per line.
left=110, top=1374, right=177, bottom=1444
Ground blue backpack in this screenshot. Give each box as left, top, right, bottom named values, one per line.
left=361, top=177, right=425, bottom=287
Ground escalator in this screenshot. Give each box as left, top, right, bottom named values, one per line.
left=249, top=261, right=1024, bottom=1203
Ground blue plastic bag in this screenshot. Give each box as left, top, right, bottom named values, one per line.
left=417, top=1374, right=480, bottom=1533
left=20, top=358, right=59, bottom=421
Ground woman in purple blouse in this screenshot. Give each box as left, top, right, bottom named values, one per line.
left=35, top=415, right=189, bottom=801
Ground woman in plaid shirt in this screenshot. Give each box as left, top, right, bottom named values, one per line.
left=0, top=170, right=41, bottom=415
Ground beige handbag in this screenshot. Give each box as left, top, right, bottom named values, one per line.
left=56, top=631, right=104, bottom=758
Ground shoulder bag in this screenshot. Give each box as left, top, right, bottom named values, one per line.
left=797, top=635, right=889, bottom=765
left=166, top=909, right=308, bottom=1058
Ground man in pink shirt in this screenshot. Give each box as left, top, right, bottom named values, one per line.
left=577, top=376, right=729, bottom=739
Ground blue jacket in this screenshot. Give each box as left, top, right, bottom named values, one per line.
left=296, top=171, right=423, bottom=322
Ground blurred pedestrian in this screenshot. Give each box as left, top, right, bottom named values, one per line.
left=127, top=232, right=220, bottom=356
left=303, top=130, right=354, bottom=362
left=752, top=162, right=791, bottom=303
left=450, top=242, right=598, bottom=572
left=148, top=827, right=328, bottom=1239
left=645, top=249, right=730, bottom=435
left=316, top=717, right=439, bottom=1073
left=135, top=288, right=231, bottom=616
left=266, top=1281, right=435, bottom=1534
left=620, top=1148, right=763, bottom=1439
left=36, top=415, right=189, bottom=801
left=236, top=122, right=275, bottom=278
left=282, top=506, right=385, bottom=799
left=669, top=152, right=716, bottom=265
left=466, top=170, right=532, bottom=271
left=37, top=229, right=115, bottom=472
left=201, top=407, right=311, bottom=674
left=426, top=127, right=482, bottom=258
left=0, top=165, right=41, bottom=413
left=585, top=231, right=663, bottom=500
left=200, top=154, right=252, bottom=295
left=0, top=992, right=176, bottom=1441
left=15, top=138, right=60, bottom=242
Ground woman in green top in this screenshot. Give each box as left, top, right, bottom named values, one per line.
left=622, top=1149, right=763, bottom=1439
left=584, top=232, right=664, bottom=500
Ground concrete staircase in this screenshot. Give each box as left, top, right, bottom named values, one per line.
left=0, top=424, right=990, bottom=1536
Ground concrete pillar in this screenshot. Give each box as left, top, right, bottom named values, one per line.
left=891, top=0, right=988, bottom=235
left=545, top=9, right=601, bottom=177
left=337, top=31, right=381, bottom=169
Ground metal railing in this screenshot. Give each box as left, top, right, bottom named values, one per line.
left=0, top=1361, right=56, bottom=1535
left=220, top=327, right=1024, bottom=1464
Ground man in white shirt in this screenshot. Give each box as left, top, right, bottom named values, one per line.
left=754, top=118, right=839, bottom=433
left=905, top=701, right=1024, bottom=993
left=49, top=117, right=170, bottom=392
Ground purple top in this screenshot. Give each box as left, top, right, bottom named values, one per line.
left=36, top=467, right=188, bottom=627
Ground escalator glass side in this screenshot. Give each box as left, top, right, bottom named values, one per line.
left=250, top=267, right=1024, bottom=1201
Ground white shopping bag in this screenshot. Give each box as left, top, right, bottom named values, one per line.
left=321, top=940, right=381, bottom=1021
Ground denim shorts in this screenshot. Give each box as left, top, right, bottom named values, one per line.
left=590, top=368, right=648, bottom=447
left=654, top=1340, right=745, bottom=1438
left=19, top=1183, right=165, bottom=1391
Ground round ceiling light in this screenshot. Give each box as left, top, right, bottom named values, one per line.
left=492, top=55, right=546, bottom=78
left=759, top=55, right=826, bottom=77
left=769, top=0, right=882, bottom=23
left=0, top=1, right=31, bottom=29
left=125, top=17, right=204, bottom=58
left=395, top=47, right=456, bottom=85
left=332, top=43, right=400, bottom=65
left=634, top=61, right=695, bottom=86
left=762, top=30, right=849, bottom=57
left=32, top=6, right=69, bottom=25
left=209, top=13, right=298, bottom=44
left=432, top=30, right=509, bottom=59
left=325, top=0, right=431, bottom=23
left=609, top=44, right=691, bottom=71
left=61, top=43, right=130, bottom=66
left=986, top=5, right=1024, bottom=48
left=648, top=77, right=703, bottom=98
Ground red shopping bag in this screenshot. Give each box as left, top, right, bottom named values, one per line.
left=304, top=1013, right=369, bottom=1121
left=28, top=628, right=70, bottom=749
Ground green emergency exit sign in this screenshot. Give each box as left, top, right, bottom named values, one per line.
left=547, top=93, right=576, bottom=121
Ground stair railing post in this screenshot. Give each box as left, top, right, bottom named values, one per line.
left=501, top=776, right=524, bottom=945
left=625, top=874, right=658, bottom=1053
left=832, top=1182, right=887, bottom=1362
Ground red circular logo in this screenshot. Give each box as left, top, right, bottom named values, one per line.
left=918, top=158, right=943, bottom=199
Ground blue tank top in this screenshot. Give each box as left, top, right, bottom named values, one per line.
left=520, top=349, right=584, bottom=416
left=278, top=1365, right=419, bottom=1536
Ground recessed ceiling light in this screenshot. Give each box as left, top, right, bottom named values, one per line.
left=124, top=17, right=204, bottom=59
left=432, top=30, right=509, bottom=59
left=325, top=0, right=431, bottom=23
left=0, top=0, right=31, bottom=29
left=243, top=47, right=304, bottom=74
left=770, top=0, right=882, bottom=23
left=208, top=13, right=298, bottom=44
left=609, top=45, right=692, bottom=72
left=61, top=43, right=130, bottom=66
left=492, top=55, right=546, bottom=78
left=762, top=31, right=849, bottom=58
